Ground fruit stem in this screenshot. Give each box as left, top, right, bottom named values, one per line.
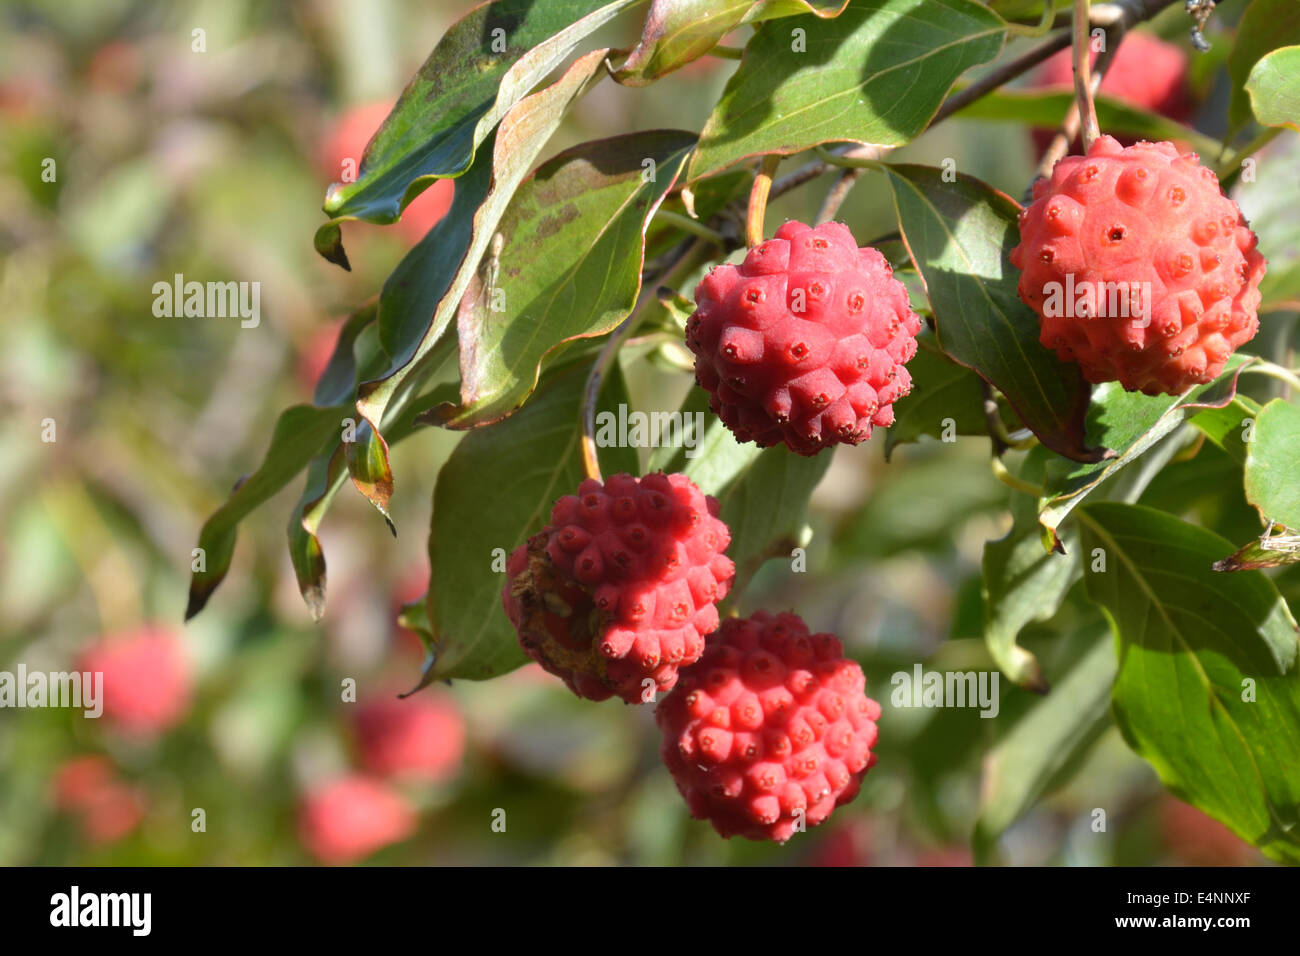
left=745, top=154, right=781, bottom=248
left=991, top=457, right=1043, bottom=497
left=654, top=209, right=726, bottom=246
left=815, top=168, right=865, bottom=225
left=1072, top=0, right=1101, bottom=152
left=1031, top=28, right=1123, bottom=190
left=580, top=239, right=715, bottom=481
left=1242, top=359, right=1300, bottom=395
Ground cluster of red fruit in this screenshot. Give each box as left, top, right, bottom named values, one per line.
left=503, top=221, right=912, bottom=841
left=500, top=77, right=1267, bottom=838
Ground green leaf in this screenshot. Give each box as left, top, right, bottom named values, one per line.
left=344, top=419, right=395, bottom=533
left=314, top=0, right=636, bottom=267
left=287, top=448, right=347, bottom=622
left=286, top=382, right=460, bottom=619
left=884, top=331, right=988, bottom=460
left=1078, top=502, right=1300, bottom=864
left=982, top=445, right=1079, bottom=691
left=952, top=89, right=1221, bottom=158
left=186, top=404, right=349, bottom=620
left=715, top=445, right=831, bottom=596
left=1039, top=357, right=1251, bottom=542
left=882, top=164, right=1098, bottom=462
left=438, top=130, right=697, bottom=428
left=1228, top=0, right=1300, bottom=132
left=647, top=386, right=829, bottom=594
left=349, top=48, right=612, bottom=507
left=973, top=626, right=1115, bottom=856
left=1190, top=394, right=1263, bottom=465
left=614, top=0, right=849, bottom=86
left=686, top=0, right=1006, bottom=180
left=832, top=445, right=1005, bottom=561
left=1246, top=46, right=1300, bottom=131
left=1245, top=398, right=1300, bottom=528
left=425, top=360, right=637, bottom=682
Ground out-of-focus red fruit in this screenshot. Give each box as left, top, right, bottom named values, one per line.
left=52, top=756, right=146, bottom=847
left=915, top=846, right=973, bottom=867
left=87, top=41, right=141, bottom=95
left=298, top=776, right=417, bottom=865
left=78, top=627, right=192, bottom=736
left=805, top=819, right=873, bottom=867
left=1030, top=32, right=1192, bottom=155
left=352, top=690, right=465, bottom=783
left=53, top=755, right=115, bottom=811
left=1160, top=796, right=1254, bottom=866
left=319, top=101, right=453, bottom=242
left=296, top=318, right=345, bottom=395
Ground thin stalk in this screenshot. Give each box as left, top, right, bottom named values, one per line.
left=1073, top=0, right=1101, bottom=152
left=745, top=154, right=781, bottom=247
left=654, top=209, right=726, bottom=246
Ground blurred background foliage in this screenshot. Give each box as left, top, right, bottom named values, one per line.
left=0, top=0, right=1270, bottom=865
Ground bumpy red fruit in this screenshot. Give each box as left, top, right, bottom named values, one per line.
left=502, top=473, right=734, bottom=704
left=686, top=220, right=922, bottom=455
left=1010, top=136, right=1265, bottom=395
left=656, top=611, right=880, bottom=842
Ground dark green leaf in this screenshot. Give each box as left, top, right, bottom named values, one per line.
left=439, top=130, right=697, bottom=428
left=315, top=0, right=636, bottom=266
left=1078, top=502, right=1300, bottom=864
left=687, top=0, right=1006, bottom=180
left=614, top=0, right=849, bottom=87
left=715, top=445, right=831, bottom=597
left=983, top=445, right=1078, bottom=691
left=882, top=163, right=1098, bottom=461
left=884, top=331, right=988, bottom=460
left=952, top=89, right=1221, bottom=157
left=1039, top=357, right=1251, bottom=541
left=287, top=448, right=347, bottom=622
left=425, top=361, right=637, bottom=682
left=973, top=626, right=1115, bottom=854
left=186, top=404, right=349, bottom=620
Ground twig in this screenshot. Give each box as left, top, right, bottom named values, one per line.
left=1073, top=0, right=1101, bottom=152
left=815, top=168, right=865, bottom=224
left=1241, top=359, right=1300, bottom=395
left=746, top=154, right=781, bottom=247
left=981, top=379, right=1010, bottom=457
left=992, top=456, right=1042, bottom=496
left=654, top=209, right=726, bottom=246
left=931, top=30, right=1074, bottom=124
left=1030, top=27, right=1125, bottom=192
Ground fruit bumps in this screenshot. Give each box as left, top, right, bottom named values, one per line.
left=686, top=220, right=922, bottom=455
left=1011, top=135, right=1266, bottom=395
left=656, top=611, right=880, bottom=842
left=503, top=473, right=734, bottom=704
